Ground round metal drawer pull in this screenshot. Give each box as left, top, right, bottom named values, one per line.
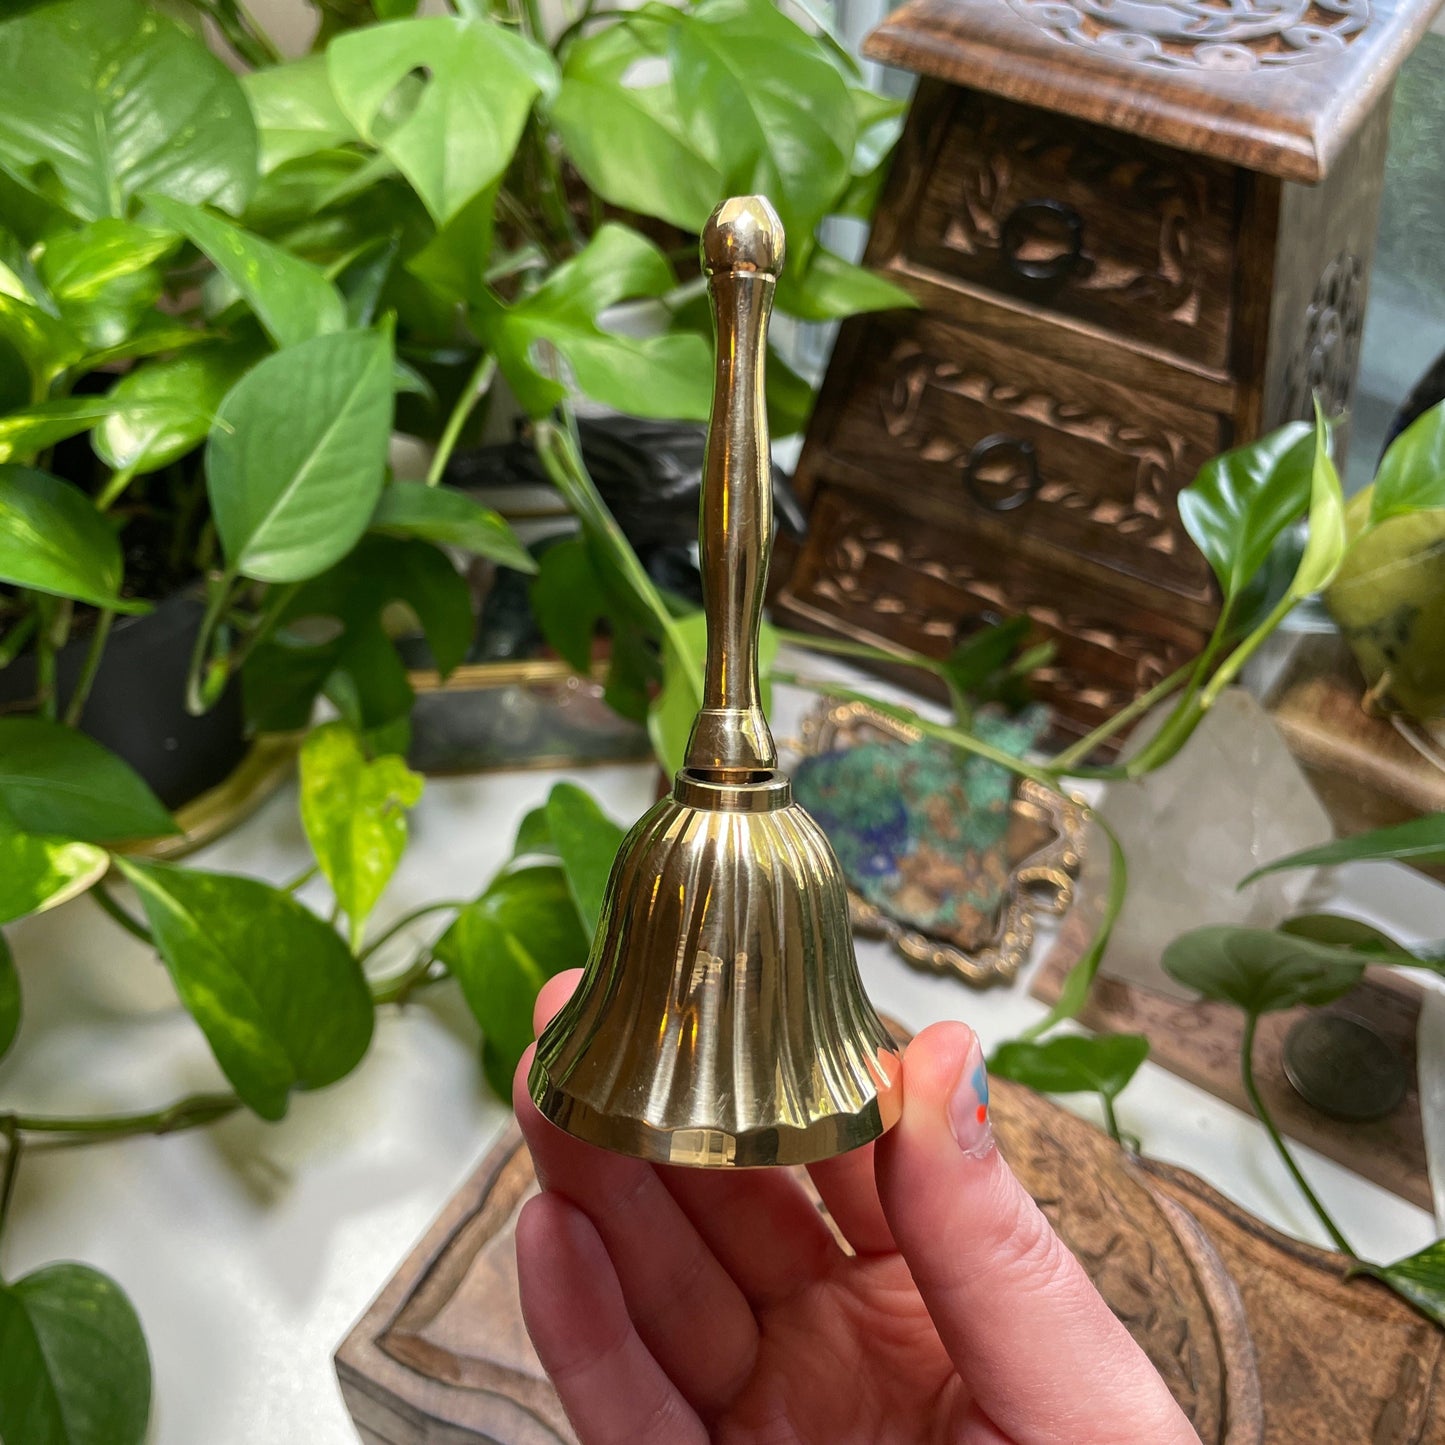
left=1000, top=198, right=1086, bottom=283
left=962, top=434, right=1040, bottom=512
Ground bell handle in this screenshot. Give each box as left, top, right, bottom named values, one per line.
left=684, top=196, right=786, bottom=779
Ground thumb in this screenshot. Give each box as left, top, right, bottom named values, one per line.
left=875, top=1022, right=1197, bottom=1445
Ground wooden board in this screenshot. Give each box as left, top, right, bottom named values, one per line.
left=338, top=1082, right=1443, bottom=1444
left=1031, top=886, right=1430, bottom=1211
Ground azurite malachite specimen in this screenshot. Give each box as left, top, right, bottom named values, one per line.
left=794, top=707, right=1048, bottom=950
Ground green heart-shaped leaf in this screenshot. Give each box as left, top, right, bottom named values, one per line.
left=435, top=865, right=589, bottom=1097
left=0, top=1262, right=151, bottom=1445
left=206, top=327, right=393, bottom=583
left=529, top=535, right=606, bottom=672
left=145, top=196, right=345, bottom=350
left=299, top=723, right=423, bottom=949
left=34, top=219, right=178, bottom=350
left=1277, top=913, right=1427, bottom=962
left=243, top=535, right=471, bottom=736
left=0, top=0, right=256, bottom=222
left=777, top=246, right=914, bottom=323
left=0, top=400, right=164, bottom=468
left=544, top=782, right=625, bottom=937
left=0, top=822, right=107, bottom=926
left=93, top=342, right=258, bottom=476
left=475, top=224, right=711, bottom=420
left=1369, top=400, right=1445, bottom=527
left=1178, top=421, right=1314, bottom=611
left=242, top=54, right=355, bottom=174
left=0, top=465, right=146, bottom=611
left=0, top=292, right=82, bottom=390
left=0, top=719, right=175, bottom=842
left=1161, top=925, right=1365, bottom=1016
left=511, top=804, right=558, bottom=860
left=369, top=480, right=534, bottom=573
left=668, top=0, right=854, bottom=248
left=990, top=1032, right=1149, bottom=1102
left=116, top=858, right=375, bottom=1119
left=327, top=16, right=556, bottom=226
left=1355, top=1240, right=1445, bottom=1327
left=550, top=19, right=722, bottom=233
left=1288, top=403, right=1347, bottom=600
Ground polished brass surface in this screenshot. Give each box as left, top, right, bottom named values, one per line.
left=529, top=196, right=903, bottom=1166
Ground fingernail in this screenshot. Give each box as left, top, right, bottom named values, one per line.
left=947, top=1034, right=994, bottom=1158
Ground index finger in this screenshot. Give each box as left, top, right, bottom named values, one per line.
left=533, top=967, right=584, bottom=1036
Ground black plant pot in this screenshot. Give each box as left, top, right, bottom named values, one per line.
left=0, top=593, right=248, bottom=812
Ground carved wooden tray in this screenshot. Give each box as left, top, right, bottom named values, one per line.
left=337, top=1080, right=1442, bottom=1444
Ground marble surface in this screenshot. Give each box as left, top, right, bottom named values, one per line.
left=1, top=657, right=1442, bottom=1445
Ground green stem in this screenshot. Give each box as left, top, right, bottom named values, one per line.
left=1240, top=1012, right=1356, bottom=1257
left=1100, top=1093, right=1122, bottom=1144
left=12, top=1092, right=241, bottom=1141
left=1019, top=815, right=1127, bottom=1040
left=358, top=900, right=468, bottom=964
left=90, top=880, right=155, bottom=947
left=95, top=462, right=137, bottom=513
left=0, top=613, right=37, bottom=668
left=371, top=954, right=445, bottom=1007
left=1049, top=657, right=1196, bottom=773
left=553, top=3, right=630, bottom=53
left=282, top=863, right=319, bottom=893
left=770, top=672, right=1058, bottom=790
left=201, top=0, right=283, bottom=66
left=1199, top=589, right=1298, bottom=709
left=772, top=668, right=1132, bottom=1034
left=427, top=355, right=497, bottom=487
left=62, top=609, right=114, bottom=727
left=225, top=581, right=301, bottom=676
left=35, top=626, right=56, bottom=720
left=775, top=627, right=946, bottom=679
left=535, top=416, right=703, bottom=703
left=185, top=571, right=238, bottom=715
left=512, top=0, right=580, bottom=249
left=0, top=1118, right=19, bottom=1248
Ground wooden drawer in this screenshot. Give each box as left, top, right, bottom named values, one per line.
left=813, top=310, right=1222, bottom=613
left=775, top=485, right=1209, bottom=735
left=897, top=85, right=1241, bottom=372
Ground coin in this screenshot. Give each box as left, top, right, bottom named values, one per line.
left=1282, top=1013, right=1408, bottom=1122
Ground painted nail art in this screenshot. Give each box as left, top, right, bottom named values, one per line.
left=947, top=1039, right=994, bottom=1158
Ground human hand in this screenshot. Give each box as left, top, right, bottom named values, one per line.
left=515, top=970, right=1200, bottom=1445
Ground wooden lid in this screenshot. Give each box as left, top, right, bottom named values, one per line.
left=865, top=0, right=1444, bottom=181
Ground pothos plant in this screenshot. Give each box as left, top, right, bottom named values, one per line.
left=0, top=0, right=908, bottom=749
left=0, top=0, right=911, bottom=1438
left=547, top=390, right=1445, bottom=1327
left=0, top=718, right=627, bottom=1445
left=976, top=399, right=1445, bottom=1329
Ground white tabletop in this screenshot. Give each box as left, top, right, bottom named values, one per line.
left=1, top=666, right=1440, bottom=1445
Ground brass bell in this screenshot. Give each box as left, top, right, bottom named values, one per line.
left=528, top=196, right=903, bottom=1167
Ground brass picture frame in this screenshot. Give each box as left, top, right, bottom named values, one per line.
left=790, top=698, right=1085, bottom=987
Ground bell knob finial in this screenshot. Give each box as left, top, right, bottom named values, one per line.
left=702, top=195, right=785, bottom=277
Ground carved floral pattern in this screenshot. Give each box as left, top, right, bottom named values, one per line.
left=938, top=103, right=1208, bottom=327
left=796, top=492, right=1199, bottom=722
left=1006, top=0, right=1371, bottom=71
left=1282, top=250, right=1365, bottom=421
left=878, top=340, right=1201, bottom=574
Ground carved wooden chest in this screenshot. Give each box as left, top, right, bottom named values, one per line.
left=773, top=0, right=1444, bottom=735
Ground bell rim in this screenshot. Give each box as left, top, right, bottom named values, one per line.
left=528, top=1056, right=902, bottom=1169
